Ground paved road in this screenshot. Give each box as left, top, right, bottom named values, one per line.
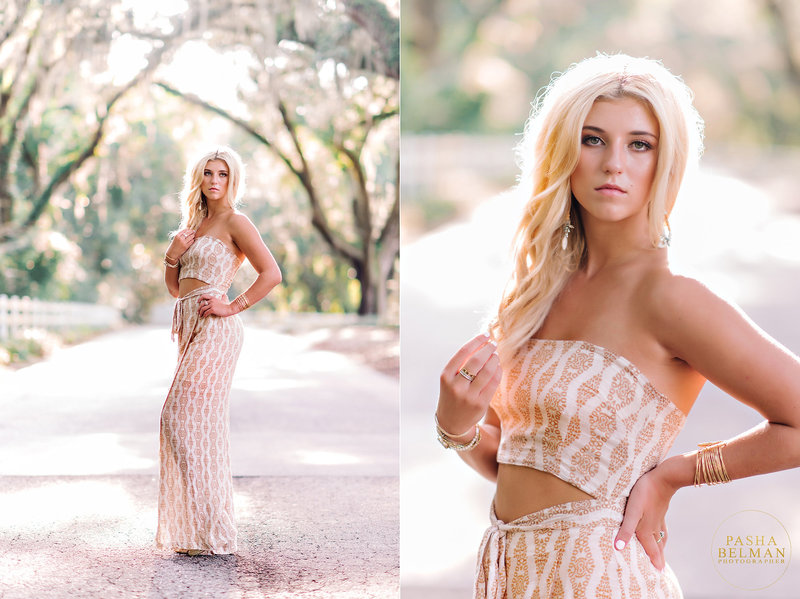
left=0, top=325, right=399, bottom=598
left=401, top=171, right=800, bottom=598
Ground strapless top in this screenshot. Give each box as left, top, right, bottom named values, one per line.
left=490, top=339, right=686, bottom=500
left=179, top=236, right=242, bottom=294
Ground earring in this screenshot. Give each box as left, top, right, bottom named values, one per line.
left=561, top=220, right=574, bottom=251
left=658, top=220, right=672, bottom=248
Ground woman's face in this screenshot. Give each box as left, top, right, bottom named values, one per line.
left=570, top=96, right=659, bottom=229
left=201, top=159, right=230, bottom=202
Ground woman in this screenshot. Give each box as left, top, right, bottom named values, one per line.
left=435, top=54, right=800, bottom=597
left=156, top=146, right=282, bottom=555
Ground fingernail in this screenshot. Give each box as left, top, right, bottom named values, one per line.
left=615, top=539, right=625, bottom=550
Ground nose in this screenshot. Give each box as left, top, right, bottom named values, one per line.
left=603, top=142, right=624, bottom=174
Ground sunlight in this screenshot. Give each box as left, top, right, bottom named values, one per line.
left=233, top=377, right=313, bottom=392
left=296, top=450, right=361, bottom=466
left=0, top=480, right=136, bottom=528
left=159, top=41, right=258, bottom=118
left=120, top=0, right=188, bottom=31
left=106, top=34, right=152, bottom=86
left=0, top=434, right=153, bottom=476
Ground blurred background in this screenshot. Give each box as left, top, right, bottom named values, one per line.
left=401, top=1, right=800, bottom=598
left=0, top=0, right=399, bottom=367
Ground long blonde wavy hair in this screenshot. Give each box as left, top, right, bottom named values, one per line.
left=175, top=146, right=246, bottom=232
left=490, top=54, right=704, bottom=364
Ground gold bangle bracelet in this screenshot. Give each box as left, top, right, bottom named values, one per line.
left=234, top=293, right=250, bottom=312
left=434, top=413, right=474, bottom=439
left=694, top=441, right=730, bottom=486
left=164, top=256, right=179, bottom=268
left=434, top=414, right=481, bottom=451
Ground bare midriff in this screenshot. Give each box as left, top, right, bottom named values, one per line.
left=494, top=463, right=595, bottom=522
left=179, top=278, right=212, bottom=297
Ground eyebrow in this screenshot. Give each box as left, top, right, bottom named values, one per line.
left=582, top=125, right=658, bottom=139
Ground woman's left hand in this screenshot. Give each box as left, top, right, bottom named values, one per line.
left=197, top=294, right=233, bottom=318
left=614, top=465, right=677, bottom=571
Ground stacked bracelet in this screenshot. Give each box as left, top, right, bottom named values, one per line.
left=164, top=255, right=179, bottom=268
left=234, top=293, right=250, bottom=313
left=435, top=413, right=481, bottom=452
left=694, top=441, right=730, bottom=486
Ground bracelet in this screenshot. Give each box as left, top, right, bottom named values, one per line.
left=435, top=414, right=481, bottom=451
left=234, top=293, right=250, bottom=312
left=434, top=413, right=474, bottom=438
left=694, top=441, right=730, bottom=486
left=164, top=255, right=179, bottom=268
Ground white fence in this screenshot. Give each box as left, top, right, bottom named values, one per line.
left=0, top=294, right=121, bottom=341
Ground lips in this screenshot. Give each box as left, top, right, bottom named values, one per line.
left=596, top=183, right=625, bottom=193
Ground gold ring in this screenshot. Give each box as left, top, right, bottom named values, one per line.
left=458, top=367, right=476, bottom=382
left=655, top=530, right=665, bottom=544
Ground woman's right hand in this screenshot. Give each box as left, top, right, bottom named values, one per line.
left=166, top=228, right=196, bottom=262
left=437, top=334, right=503, bottom=439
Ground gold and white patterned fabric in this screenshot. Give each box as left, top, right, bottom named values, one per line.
left=156, top=235, right=244, bottom=555
left=178, top=235, right=240, bottom=293
left=479, top=339, right=686, bottom=598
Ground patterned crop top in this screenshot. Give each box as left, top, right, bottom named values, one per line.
left=490, top=339, right=686, bottom=500
left=179, top=236, right=242, bottom=294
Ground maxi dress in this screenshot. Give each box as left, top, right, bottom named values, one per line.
left=477, top=339, right=687, bottom=598
left=156, top=235, right=244, bottom=555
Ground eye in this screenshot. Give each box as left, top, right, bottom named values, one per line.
left=631, top=140, right=653, bottom=151
left=582, top=135, right=603, bottom=146
left=220, top=172, right=228, bottom=178
left=204, top=170, right=212, bottom=176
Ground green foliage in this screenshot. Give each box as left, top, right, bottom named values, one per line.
left=0, top=336, right=45, bottom=365
left=1, top=0, right=398, bottom=319
left=402, top=0, right=800, bottom=147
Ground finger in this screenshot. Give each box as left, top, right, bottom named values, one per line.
left=475, top=356, right=503, bottom=401
left=637, top=529, right=665, bottom=571
left=614, top=502, right=640, bottom=552
left=457, top=341, right=497, bottom=381
left=442, top=334, right=492, bottom=377
left=471, top=352, right=501, bottom=393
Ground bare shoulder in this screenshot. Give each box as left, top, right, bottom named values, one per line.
left=226, top=211, right=256, bottom=232
left=639, top=268, right=719, bottom=317
left=636, top=267, right=752, bottom=360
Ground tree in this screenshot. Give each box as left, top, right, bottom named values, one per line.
left=156, top=0, right=399, bottom=315
left=1, top=0, right=399, bottom=317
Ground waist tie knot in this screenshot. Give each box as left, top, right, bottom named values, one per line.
left=171, top=285, right=224, bottom=342
left=475, top=506, right=515, bottom=599
left=475, top=496, right=627, bottom=598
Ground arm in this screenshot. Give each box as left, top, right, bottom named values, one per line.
left=164, top=228, right=196, bottom=298
left=198, top=214, right=282, bottom=318
left=436, top=334, right=504, bottom=482
left=617, top=275, right=800, bottom=567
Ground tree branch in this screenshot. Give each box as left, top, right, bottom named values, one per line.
left=154, top=81, right=304, bottom=181
left=335, top=142, right=371, bottom=242
left=276, top=98, right=363, bottom=262
left=342, top=0, right=399, bottom=80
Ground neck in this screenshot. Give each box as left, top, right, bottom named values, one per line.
left=579, top=214, right=664, bottom=277
left=204, top=199, right=232, bottom=219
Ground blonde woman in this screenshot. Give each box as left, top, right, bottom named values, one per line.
left=156, top=146, right=281, bottom=555
left=436, top=55, right=800, bottom=597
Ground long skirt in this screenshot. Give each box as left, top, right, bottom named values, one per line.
left=475, top=496, right=683, bottom=599
left=156, top=285, right=244, bottom=554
